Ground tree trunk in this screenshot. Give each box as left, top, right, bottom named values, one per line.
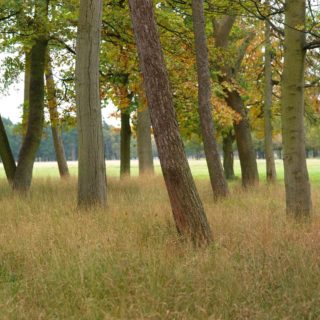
left=222, top=130, right=235, bottom=180
left=264, top=18, right=277, bottom=183
left=76, top=0, right=107, bottom=208
left=137, top=107, right=154, bottom=175
left=129, top=0, right=212, bottom=246
left=226, top=90, right=259, bottom=187
left=281, top=0, right=311, bottom=217
left=0, top=115, right=16, bottom=183
left=45, top=51, right=70, bottom=179
left=213, top=16, right=259, bottom=187
left=13, top=37, right=48, bottom=192
left=192, top=0, right=228, bottom=199
left=120, top=111, right=131, bottom=179
left=22, top=51, right=31, bottom=135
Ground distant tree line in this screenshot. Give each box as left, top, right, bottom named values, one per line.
left=3, top=117, right=320, bottom=163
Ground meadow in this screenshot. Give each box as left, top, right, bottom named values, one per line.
left=0, top=159, right=320, bottom=319
left=3, top=158, right=320, bottom=182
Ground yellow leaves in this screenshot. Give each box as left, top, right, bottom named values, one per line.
left=212, top=96, right=242, bottom=128
left=220, top=80, right=233, bottom=92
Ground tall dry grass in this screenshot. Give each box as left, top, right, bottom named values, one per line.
left=0, top=176, right=320, bottom=319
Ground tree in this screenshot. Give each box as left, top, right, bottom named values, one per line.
left=222, top=129, right=235, bottom=180
left=192, top=0, right=228, bottom=199
left=45, top=50, right=70, bottom=179
left=0, top=115, right=16, bottom=183
left=281, top=0, right=311, bottom=216
left=264, top=17, right=277, bottom=183
left=120, top=109, right=131, bottom=179
left=13, top=0, right=49, bottom=192
left=213, top=16, right=259, bottom=188
left=75, top=0, right=107, bottom=207
left=22, top=51, right=31, bottom=134
left=129, top=0, right=212, bottom=245
left=137, top=106, right=154, bottom=175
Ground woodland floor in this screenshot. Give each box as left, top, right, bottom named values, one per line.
left=0, top=161, right=320, bottom=319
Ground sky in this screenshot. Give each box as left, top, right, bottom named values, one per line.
left=0, top=79, right=24, bottom=123
left=0, top=77, right=121, bottom=127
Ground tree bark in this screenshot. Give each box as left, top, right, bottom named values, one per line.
left=281, top=0, right=311, bottom=217
left=120, top=110, right=131, bottom=179
left=213, top=16, right=259, bottom=187
left=45, top=50, right=70, bottom=179
left=13, top=37, right=48, bottom=192
left=0, top=115, right=16, bottom=183
left=192, top=0, right=228, bottom=199
left=222, top=130, right=235, bottom=180
left=226, top=90, right=259, bottom=187
left=129, top=0, right=212, bottom=246
left=137, top=107, right=154, bottom=175
left=22, top=51, right=31, bottom=135
left=76, top=0, right=107, bottom=207
left=264, top=18, right=277, bottom=183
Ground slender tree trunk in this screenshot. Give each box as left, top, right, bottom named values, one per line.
left=129, top=0, right=212, bottom=246
left=264, top=19, right=277, bottom=183
left=281, top=0, right=311, bottom=217
left=137, top=107, right=154, bottom=175
left=120, top=111, right=131, bottom=179
left=0, top=115, right=16, bottom=183
left=222, top=130, right=235, bottom=180
left=192, top=0, right=228, bottom=199
left=13, top=37, right=48, bottom=192
left=45, top=51, right=70, bottom=179
left=22, top=51, right=31, bottom=135
left=76, top=0, right=107, bottom=207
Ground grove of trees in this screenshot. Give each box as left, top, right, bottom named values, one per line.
left=0, top=0, right=319, bottom=244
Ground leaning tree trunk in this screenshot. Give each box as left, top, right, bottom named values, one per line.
left=45, top=51, right=70, bottom=179
left=0, top=115, right=16, bottom=183
left=120, top=110, right=131, bottom=179
left=192, top=0, right=228, bottom=199
left=281, top=0, right=311, bottom=217
left=13, top=37, right=48, bottom=192
left=222, top=129, right=235, bottom=180
left=129, top=0, right=212, bottom=246
left=137, top=107, right=154, bottom=175
left=264, top=18, right=277, bottom=183
left=75, top=0, right=107, bottom=207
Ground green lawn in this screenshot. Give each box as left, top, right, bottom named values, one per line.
left=1, top=158, right=319, bottom=183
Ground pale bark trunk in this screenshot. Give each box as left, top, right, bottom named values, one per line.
left=137, top=107, right=154, bottom=175
left=192, top=0, right=228, bottom=199
left=264, top=19, right=277, bottom=183
left=76, top=0, right=107, bottom=207
left=120, top=111, right=131, bottom=179
left=45, top=51, right=70, bottom=179
left=129, top=0, right=212, bottom=245
left=0, top=115, right=16, bottom=183
left=281, top=0, right=311, bottom=216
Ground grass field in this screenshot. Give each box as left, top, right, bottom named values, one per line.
left=1, top=158, right=319, bottom=182
left=0, top=160, right=320, bottom=318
